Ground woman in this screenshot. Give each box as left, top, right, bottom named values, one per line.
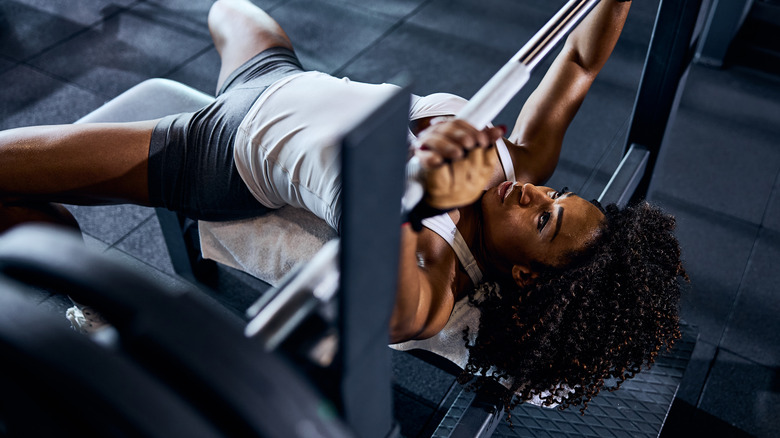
left=388, top=0, right=684, bottom=412
left=0, top=0, right=683, bottom=412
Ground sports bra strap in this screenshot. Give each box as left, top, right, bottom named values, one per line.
left=495, top=137, right=516, bottom=182
left=421, top=214, right=483, bottom=286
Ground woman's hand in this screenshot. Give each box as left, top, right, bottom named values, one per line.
left=414, top=118, right=503, bottom=210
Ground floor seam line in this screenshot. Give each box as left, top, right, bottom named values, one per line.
left=106, top=213, right=155, bottom=250
left=701, top=161, right=780, bottom=409
left=717, top=163, right=780, bottom=347
left=331, top=0, right=438, bottom=77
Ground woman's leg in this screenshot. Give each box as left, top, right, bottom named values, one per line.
left=208, top=0, right=294, bottom=92
left=0, top=120, right=158, bottom=232
left=1, top=0, right=290, bottom=232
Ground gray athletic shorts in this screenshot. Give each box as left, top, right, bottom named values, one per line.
left=147, top=47, right=304, bottom=221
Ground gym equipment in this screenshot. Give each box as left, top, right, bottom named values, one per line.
left=0, top=224, right=354, bottom=438
left=0, top=274, right=225, bottom=438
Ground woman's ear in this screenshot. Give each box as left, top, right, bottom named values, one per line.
left=511, top=264, right=538, bottom=288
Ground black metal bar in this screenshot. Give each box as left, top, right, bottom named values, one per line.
left=598, top=144, right=650, bottom=208
left=695, top=0, right=754, bottom=68
left=338, top=85, right=411, bottom=438
left=156, top=208, right=198, bottom=283
left=625, top=0, right=705, bottom=203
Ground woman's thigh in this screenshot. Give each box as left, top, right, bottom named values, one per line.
left=0, top=120, right=158, bottom=206
left=147, top=46, right=303, bottom=221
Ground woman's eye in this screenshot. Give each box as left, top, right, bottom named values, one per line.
left=538, top=211, right=551, bottom=231
left=552, top=186, right=569, bottom=199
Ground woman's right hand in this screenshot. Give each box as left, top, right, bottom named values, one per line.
left=414, top=118, right=503, bottom=210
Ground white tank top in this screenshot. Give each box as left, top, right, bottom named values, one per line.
left=233, top=71, right=399, bottom=231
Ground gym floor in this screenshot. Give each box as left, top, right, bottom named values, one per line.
left=1, top=0, right=779, bottom=437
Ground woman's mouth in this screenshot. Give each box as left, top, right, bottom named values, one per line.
left=498, top=181, right=515, bottom=203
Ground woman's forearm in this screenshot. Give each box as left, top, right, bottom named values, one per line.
left=504, top=0, right=631, bottom=185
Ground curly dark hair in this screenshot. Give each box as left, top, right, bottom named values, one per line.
left=459, top=201, right=686, bottom=414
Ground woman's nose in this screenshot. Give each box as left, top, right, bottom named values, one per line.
left=518, top=183, right=548, bottom=206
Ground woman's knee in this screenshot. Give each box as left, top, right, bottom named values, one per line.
left=208, top=0, right=293, bottom=54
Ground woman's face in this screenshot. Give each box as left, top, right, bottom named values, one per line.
left=481, top=182, right=605, bottom=275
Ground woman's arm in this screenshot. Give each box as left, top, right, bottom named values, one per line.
left=390, top=224, right=454, bottom=343
left=505, top=0, right=631, bottom=185
left=390, top=119, right=503, bottom=343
